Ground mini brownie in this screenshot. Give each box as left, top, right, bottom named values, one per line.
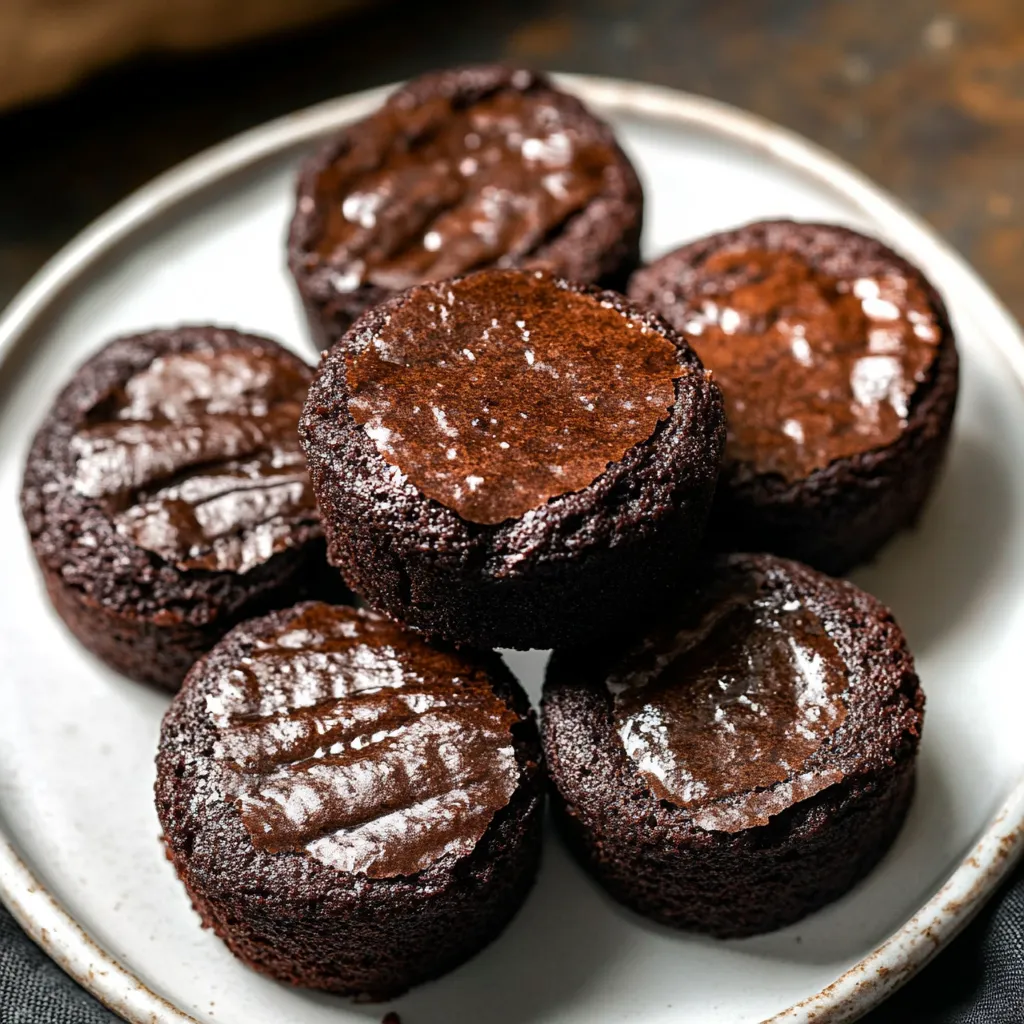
left=20, top=327, right=332, bottom=690
left=628, top=221, right=959, bottom=574
left=155, top=602, right=544, bottom=999
left=543, top=553, right=924, bottom=937
left=288, top=65, right=644, bottom=350
left=300, top=268, right=725, bottom=651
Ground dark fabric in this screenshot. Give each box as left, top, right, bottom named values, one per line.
left=0, top=905, right=116, bottom=1023
left=1, top=861, right=1022, bottom=1022
left=866, top=857, right=1024, bottom=1024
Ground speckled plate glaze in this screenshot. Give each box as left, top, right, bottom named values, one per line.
left=1, top=76, right=1023, bottom=1024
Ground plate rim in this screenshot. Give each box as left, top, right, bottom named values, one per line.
left=1, top=73, right=1022, bottom=1024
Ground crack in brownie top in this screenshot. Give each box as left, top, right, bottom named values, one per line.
left=657, top=247, right=942, bottom=480
left=608, top=571, right=848, bottom=833
left=345, top=270, right=685, bottom=525
left=71, top=347, right=316, bottom=574
left=204, top=604, right=520, bottom=878
left=309, top=78, right=619, bottom=292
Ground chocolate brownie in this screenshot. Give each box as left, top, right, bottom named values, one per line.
left=543, top=553, right=924, bottom=937
left=155, top=602, right=544, bottom=999
left=288, top=65, right=644, bottom=350
left=300, top=268, right=725, bottom=650
left=628, top=221, right=959, bottom=574
left=20, top=327, right=335, bottom=690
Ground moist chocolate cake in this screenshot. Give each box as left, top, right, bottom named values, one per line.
left=20, top=326, right=333, bottom=690
left=289, top=65, right=644, bottom=350
left=543, top=553, right=924, bottom=937
left=155, top=602, right=544, bottom=999
left=300, top=268, right=725, bottom=651
left=628, top=220, right=959, bottom=574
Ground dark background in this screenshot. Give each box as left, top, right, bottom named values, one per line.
left=3, top=0, right=1024, bottom=321
left=1, top=0, right=1023, bottom=1021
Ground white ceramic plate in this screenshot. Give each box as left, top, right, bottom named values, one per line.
left=1, top=75, right=1023, bottom=1024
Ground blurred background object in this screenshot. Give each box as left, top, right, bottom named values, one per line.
left=0, top=0, right=359, bottom=109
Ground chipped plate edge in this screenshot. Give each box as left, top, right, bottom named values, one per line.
left=1, top=75, right=1022, bottom=1024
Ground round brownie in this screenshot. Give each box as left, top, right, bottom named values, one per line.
left=155, top=602, right=544, bottom=999
left=543, top=553, right=924, bottom=937
left=628, top=220, right=959, bottom=574
left=288, top=65, right=644, bottom=350
left=20, top=326, right=335, bottom=690
left=300, top=268, right=725, bottom=651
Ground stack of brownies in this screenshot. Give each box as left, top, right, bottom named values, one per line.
left=20, top=65, right=956, bottom=1000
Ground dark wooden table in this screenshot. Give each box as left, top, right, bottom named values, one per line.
left=1, top=2, right=1021, bottom=1021
left=1, top=0, right=1022, bottom=320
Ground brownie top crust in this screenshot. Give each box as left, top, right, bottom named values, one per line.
left=631, top=228, right=945, bottom=481
left=308, top=71, right=622, bottom=293
left=344, top=269, right=685, bottom=525
left=552, top=554, right=923, bottom=835
left=21, top=328, right=325, bottom=625
left=69, top=345, right=316, bottom=575
left=609, top=571, right=848, bottom=832
left=196, top=603, right=521, bottom=879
